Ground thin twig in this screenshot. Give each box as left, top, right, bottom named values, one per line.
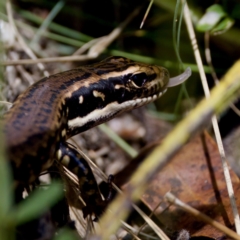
left=67, top=140, right=169, bottom=239
left=1, top=7, right=140, bottom=66
left=74, top=7, right=141, bottom=58
left=8, top=52, right=34, bottom=85
left=73, top=37, right=104, bottom=56
left=98, top=124, right=137, bottom=158
left=123, top=222, right=161, bottom=240
left=165, top=192, right=240, bottom=240
left=0, top=55, right=95, bottom=66
left=140, top=0, right=154, bottom=29
left=183, top=1, right=240, bottom=234
left=133, top=205, right=170, bottom=240
left=204, top=32, right=219, bottom=85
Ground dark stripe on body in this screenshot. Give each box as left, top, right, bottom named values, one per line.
left=4, top=56, right=167, bottom=184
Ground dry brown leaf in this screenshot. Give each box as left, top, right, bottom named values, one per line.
left=141, top=131, right=240, bottom=238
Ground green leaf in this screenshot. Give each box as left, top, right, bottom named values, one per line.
left=196, top=4, right=226, bottom=32
left=0, top=128, right=13, bottom=220
left=0, top=124, right=14, bottom=239
left=211, top=17, right=235, bottom=34
left=207, top=4, right=226, bottom=14
left=8, top=181, right=63, bottom=225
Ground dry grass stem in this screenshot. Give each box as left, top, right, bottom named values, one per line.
left=133, top=205, right=170, bottom=240
left=140, top=0, right=154, bottom=29
left=67, top=142, right=171, bottom=239
left=0, top=101, right=12, bottom=107
left=89, top=57, right=240, bottom=239
left=165, top=192, right=240, bottom=240
left=87, top=7, right=141, bottom=57
left=204, top=32, right=240, bottom=118
left=182, top=1, right=240, bottom=233
left=6, top=0, right=49, bottom=77
left=0, top=55, right=96, bottom=66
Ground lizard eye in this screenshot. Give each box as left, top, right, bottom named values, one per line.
left=130, top=72, right=147, bottom=87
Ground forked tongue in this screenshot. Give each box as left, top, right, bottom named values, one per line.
left=167, top=67, right=192, bottom=87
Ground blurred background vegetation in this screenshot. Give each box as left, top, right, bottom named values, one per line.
left=2, top=0, right=240, bottom=115
left=4, top=0, right=239, bottom=116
